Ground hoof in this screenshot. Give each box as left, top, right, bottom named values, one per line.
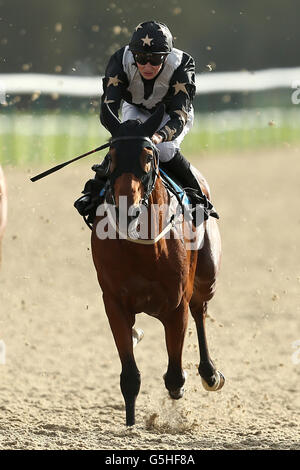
left=201, top=371, right=225, bottom=391
left=169, top=387, right=184, bottom=400
left=132, top=327, right=144, bottom=348
left=165, top=371, right=187, bottom=400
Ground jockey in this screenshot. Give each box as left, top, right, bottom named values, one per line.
left=74, top=20, right=218, bottom=222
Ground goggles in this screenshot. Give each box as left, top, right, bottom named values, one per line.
left=134, top=53, right=167, bottom=66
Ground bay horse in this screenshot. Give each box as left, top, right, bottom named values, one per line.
left=0, top=166, right=7, bottom=265
left=91, top=104, right=224, bottom=426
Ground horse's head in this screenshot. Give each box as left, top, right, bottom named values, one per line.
left=103, top=104, right=165, bottom=223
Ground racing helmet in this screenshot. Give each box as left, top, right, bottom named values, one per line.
left=129, top=20, right=173, bottom=55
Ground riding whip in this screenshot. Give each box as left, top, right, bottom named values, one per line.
left=30, top=142, right=110, bottom=182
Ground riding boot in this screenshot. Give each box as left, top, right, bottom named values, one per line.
left=74, top=153, right=110, bottom=221
left=159, top=150, right=219, bottom=222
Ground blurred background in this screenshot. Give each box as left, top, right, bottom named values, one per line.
left=0, top=0, right=300, bottom=164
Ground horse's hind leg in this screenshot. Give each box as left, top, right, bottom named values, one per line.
left=190, top=300, right=225, bottom=391
left=162, top=301, right=189, bottom=399
left=103, top=294, right=141, bottom=426
left=132, top=327, right=144, bottom=348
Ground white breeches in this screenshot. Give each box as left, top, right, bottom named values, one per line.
left=121, top=102, right=194, bottom=162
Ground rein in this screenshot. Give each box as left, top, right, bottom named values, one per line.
left=93, top=135, right=179, bottom=243
left=107, top=209, right=176, bottom=245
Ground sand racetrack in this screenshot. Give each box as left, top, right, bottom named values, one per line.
left=0, top=146, right=299, bottom=450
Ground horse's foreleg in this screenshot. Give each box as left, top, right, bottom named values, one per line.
left=162, top=301, right=189, bottom=399
left=190, top=301, right=225, bottom=391
left=103, top=295, right=141, bottom=426
left=120, top=355, right=141, bottom=426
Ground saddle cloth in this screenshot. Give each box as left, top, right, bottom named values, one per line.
left=159, top=168, right=191, bottom=207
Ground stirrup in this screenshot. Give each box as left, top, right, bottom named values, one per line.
left=74, top=194, right=93, bottom=216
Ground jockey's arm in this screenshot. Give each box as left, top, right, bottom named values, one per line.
left=157, top=54, right=196, bottom=142
left=100, top=48, right=129, bottom=129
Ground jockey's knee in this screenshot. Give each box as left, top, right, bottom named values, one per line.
left=156, top=142, right=178, bottom=162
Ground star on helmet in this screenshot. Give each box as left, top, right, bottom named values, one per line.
left=157, top=24, right=168, bottom=36
left=107, top=75, right=122, bottom=87
left=173, top=81, right=189, bottom=96
left=141, top=34, right=153, bottom=47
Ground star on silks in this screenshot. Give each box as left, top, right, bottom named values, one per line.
left=173, top=81, right=189, bottom=96
left=135, top=23, right=143, bottom=31
left=165, top=126, right=177, bottom=141
left=174, top=108, right=188, bottom=124
left=141, top=34, right=153, bottom=47
left=107, top=75, right=122, bottom=87
left=104, top=96, right=115, bottom=104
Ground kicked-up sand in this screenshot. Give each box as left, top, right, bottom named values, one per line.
left=0, top=145, right=299, bottom=450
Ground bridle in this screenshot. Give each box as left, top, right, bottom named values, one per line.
left=106, top=135, right=160, bottom=208
left=102, top=135, right=177, bottom=245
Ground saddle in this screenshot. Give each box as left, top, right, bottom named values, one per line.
left=76, top=163, right=218, bottom=228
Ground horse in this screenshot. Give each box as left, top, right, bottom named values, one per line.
left=91, top=104, right=224, bottom=426
left=0, top=166, right=7, bottom=265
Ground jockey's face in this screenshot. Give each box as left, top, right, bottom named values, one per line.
left=136, top=62, right=163, bottom=80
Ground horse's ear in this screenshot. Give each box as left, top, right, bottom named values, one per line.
left=101, top=103, right=121, bottom=136
left=141, top=104, right=165, bottom=137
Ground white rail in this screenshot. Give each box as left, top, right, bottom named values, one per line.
left=0, top=67, right=300, bottom=98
